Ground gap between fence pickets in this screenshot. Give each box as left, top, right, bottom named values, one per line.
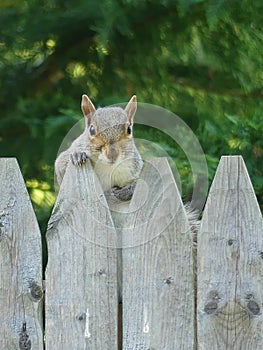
left=197, top=155, right=263, bottom=349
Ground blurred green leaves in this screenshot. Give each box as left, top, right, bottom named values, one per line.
left=199, top=111, right=263, bottom=204
left=0, top=0, right=262, bottom=232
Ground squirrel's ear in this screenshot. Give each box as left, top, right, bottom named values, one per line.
left=81, top=94, right=96, bottom=117
left=125, top=95, right=137, bottom=124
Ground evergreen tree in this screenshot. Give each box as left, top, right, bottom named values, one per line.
left=0, top=0, right=262, bottom=232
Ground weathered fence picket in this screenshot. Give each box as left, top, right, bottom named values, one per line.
left=197, top=156, right=263, bottom=349
left=0, top=158, right=43, bottom=349
left=119, top=158, right=195, bottom=349
left=45, top=160, right=119, bottom=349
left=0, top=155, right=262, bottom=349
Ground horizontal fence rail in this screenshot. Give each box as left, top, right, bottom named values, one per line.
left=0, top=155, right=262, bottom=349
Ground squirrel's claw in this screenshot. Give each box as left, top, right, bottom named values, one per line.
left=70, top=151, right=88, bottom=166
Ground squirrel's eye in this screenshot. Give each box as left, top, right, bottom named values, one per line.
left=127, top=124, right=132, bottom=135
left=89, top=125, right=96, bottom=136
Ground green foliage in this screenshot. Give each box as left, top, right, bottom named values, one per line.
left=0, top=0, right=262, bottom=233
left=199, top=112, right=263, bottom=203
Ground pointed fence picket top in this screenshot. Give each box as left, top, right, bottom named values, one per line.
left=119, top=158, right=195, bottom=349
left=2, top=155, right=262, bottom=349
left=45, top=159, right=118, bottom=350
left=197, top=156, right=263, bottom=349
left=0, top=158, right=43, bottom=349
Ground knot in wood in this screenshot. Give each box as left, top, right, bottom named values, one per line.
left=0, top=213, right=9, bottom=242
left=204, top=301, right=218, bottom=315
left=247, top=300, right=260, bottom=315
left=29, top=282, right=43, bottom=302
left=19, top=323, right=31, bottom=350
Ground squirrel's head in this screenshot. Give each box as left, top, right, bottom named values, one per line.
left=81, top=94, right=137, bottom=165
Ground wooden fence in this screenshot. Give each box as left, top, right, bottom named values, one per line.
left=0, top=156, right=262, bottom=349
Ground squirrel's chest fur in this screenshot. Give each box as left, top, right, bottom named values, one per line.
left=93, top=158, right=137, bottom=191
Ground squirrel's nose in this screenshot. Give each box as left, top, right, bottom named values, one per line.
left=105, top=144, right=119, bottom=163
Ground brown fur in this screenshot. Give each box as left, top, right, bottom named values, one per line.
left=55, top=94, right=200, bottom=234
left=55, top=95, right=143, bottom=190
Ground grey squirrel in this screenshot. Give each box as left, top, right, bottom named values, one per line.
left=55, top=94, right=199, bottom=229
left=55, top=94, right=143, bottom=201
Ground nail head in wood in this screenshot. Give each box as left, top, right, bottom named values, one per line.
left=228, top=239, right=234, bottom=246
left=209, top=290, right=220, bottom=300
left=164, top=276, right=173, bottom=285
left=76, top=313, right=86, bottom=321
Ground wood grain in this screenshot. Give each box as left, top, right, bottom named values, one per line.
left=197, top=156, right=263, bottom=349
left=0, top=158, right=43, bottom=349
left=120, top=158, right=195, bottom=349
left=45, top=159, right=118, bottom=349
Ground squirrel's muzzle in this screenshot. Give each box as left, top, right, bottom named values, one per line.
left=105, top=144, right=120, bottom=163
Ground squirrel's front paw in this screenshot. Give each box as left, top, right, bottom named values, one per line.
left=70, top=151, right=88, bottom=166
left=111, top=182, right=136, bottom=201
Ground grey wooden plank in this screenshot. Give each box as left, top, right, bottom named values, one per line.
left=0, top=158, right=43, bottom=349
left=121, top=158, right=195, bottom=349
left=197, top=156, right=263, bottom=349
left=45, top=159, right=118, bottom=349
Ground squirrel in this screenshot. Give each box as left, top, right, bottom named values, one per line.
left=55, top=94, right=199, bottom=230
left=55, top=94, right=143, bottom=201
